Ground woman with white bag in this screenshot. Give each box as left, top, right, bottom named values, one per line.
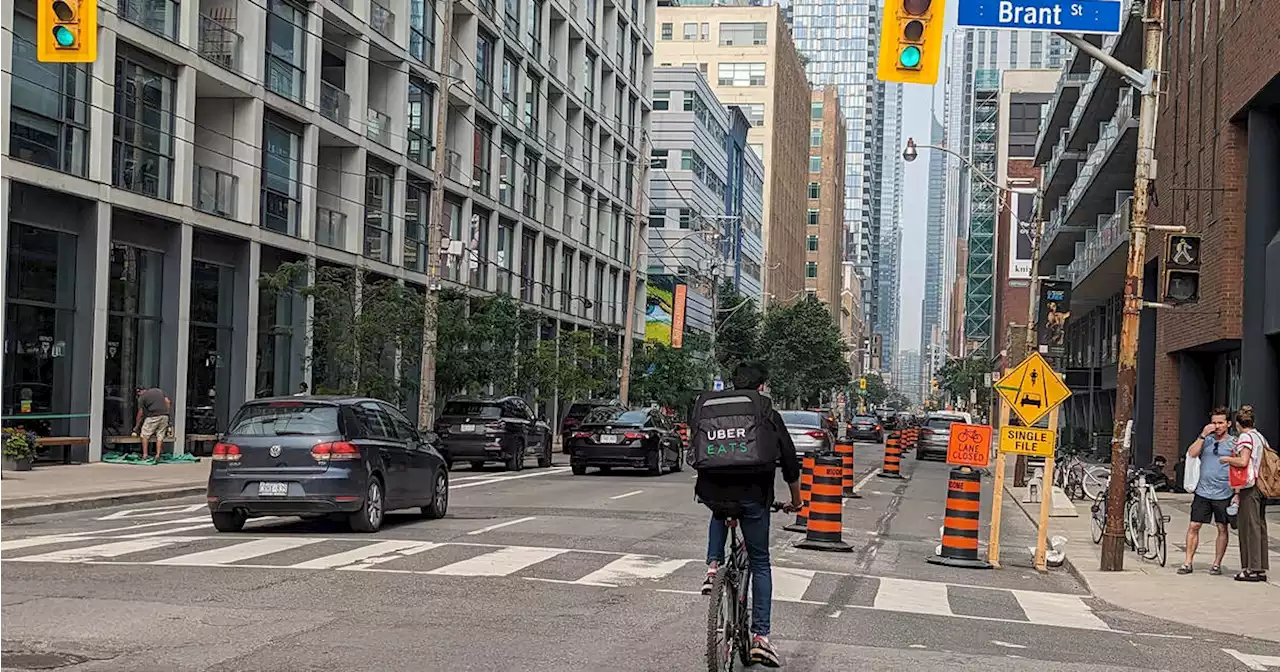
left=1177, top=407, right=1235, bottom=576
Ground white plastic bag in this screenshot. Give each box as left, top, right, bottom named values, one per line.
left=1183, top=453, right=1200, bottom=493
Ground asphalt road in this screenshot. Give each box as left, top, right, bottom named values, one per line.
left=3, top=441, right=1279, bottom=671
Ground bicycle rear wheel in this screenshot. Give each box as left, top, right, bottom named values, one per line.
left=705, top=569, right=737, bottom=672
left=1146, top=501, right=1167, bottom=567
left=1090, top=494, right=1105, bottom=544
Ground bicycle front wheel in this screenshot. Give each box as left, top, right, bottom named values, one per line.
left=1090, top=494, right=1105, bottom=544
left=705, top=570, right=737, bottom=672
left=1082, top=467, right=1110, bottom=501
left=1124, top=499, right=1142, bottom=552
left=1147, top=501, right=1167, bottom=567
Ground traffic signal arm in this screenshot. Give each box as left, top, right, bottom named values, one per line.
left=38, top=0, right=98, bottom=63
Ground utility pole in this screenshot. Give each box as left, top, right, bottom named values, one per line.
left=416, top=3, right=456, bottom=430
left=1014, top=203, right=1045, bottom=488
left=618, top=134, right=649, bottom=406
left=1057, top=0, right=1166, bottom=572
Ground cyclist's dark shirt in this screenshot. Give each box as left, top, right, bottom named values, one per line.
left=695, top=407, right=801, bottom=505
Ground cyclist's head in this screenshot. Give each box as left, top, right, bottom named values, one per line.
left=1236, top=404, right=1255, bottom=430
left=732, top=361, right=768, bottom=391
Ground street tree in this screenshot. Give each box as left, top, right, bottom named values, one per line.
left=629, top=331, right=714, bottom=417
left=714, top=280, right=761, bottom=376
left=861, top=372, right=890, bottom=408
left=936, top=354, right=995, bottom=410
left=759, top=296, right=849, bottom=407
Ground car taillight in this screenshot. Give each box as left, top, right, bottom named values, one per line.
left=211, top=442, right=240, bottom=462
left=805, top=430, right=826, bottom=439
left=572, top=431, right=592, bottom=438
left=624, top=431, right=647, bottom=440
left=312, top=441, right=361, bottom=462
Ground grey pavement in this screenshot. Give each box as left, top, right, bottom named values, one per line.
left=3, top=444, right=1280, bottom=671
left=0, top=462, right=209, bottom=521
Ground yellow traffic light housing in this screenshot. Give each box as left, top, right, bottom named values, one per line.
left=876, top=0, right=945, bottom=85
left=38, top=0, right=98, bottom=63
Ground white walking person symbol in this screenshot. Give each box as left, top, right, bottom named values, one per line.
left=1173, top=238, right=1195, bottom=265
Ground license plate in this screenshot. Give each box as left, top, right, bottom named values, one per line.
left=258, top=482, right=288, bottom=496
left=599, top=434, right=620, bottom=444
left=460, top=424, right=477, bottom=433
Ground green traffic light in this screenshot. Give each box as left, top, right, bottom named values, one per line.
left=53, top=25, right=76, bottom=47
left=899, top=46, right=921, bottom=68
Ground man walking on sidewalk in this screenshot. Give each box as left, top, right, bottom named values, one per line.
left=1178, top=407, right=1235, bottom=575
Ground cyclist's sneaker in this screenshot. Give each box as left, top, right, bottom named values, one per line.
left=700, top=567, right=717, bottom=595
left=749, top=635, right=781, bottom=668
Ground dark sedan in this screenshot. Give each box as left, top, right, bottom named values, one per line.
left=206, top=397, right=450, bottom=533
left=849, top=415, right=883, bottom=442
left=435, top=396, right=553, bottom=471
left=560, top=400, right=624, bottom=453
left=568, top=408, right=684, bottom=475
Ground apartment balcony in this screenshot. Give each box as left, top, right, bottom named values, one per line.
left=320, top=80, right=350, bottom=125
left=121, top=0, right=180, bottom=41
left=1066, top=9, right=1143, bottom=154
left=198, top=14, right=243, bottom=73
left=192, top=165, right=237, bottom=219
left=1068, top=197, right=1133, bottom=304
left=1034, top=67, right=1089, bottom=165
left=316, top=206, right=347, bottom=249
left=370, top=0, right=396, bottom=40
left=366, top=108, right=392, bottom=146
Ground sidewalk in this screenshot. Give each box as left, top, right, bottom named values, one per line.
left=1003, top=464, right=1280, bottom=643
left=0, top=461, right=208, bottom=522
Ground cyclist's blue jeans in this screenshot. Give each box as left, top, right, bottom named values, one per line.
left=706, top=501, right=772, bottom=636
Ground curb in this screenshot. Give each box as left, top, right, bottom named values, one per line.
left=0, top=486, right=207, bottom=523
left=1000, top=483, right=1086, bottom=581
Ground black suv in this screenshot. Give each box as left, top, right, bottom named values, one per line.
left=435, top=396, right=553, bottom=471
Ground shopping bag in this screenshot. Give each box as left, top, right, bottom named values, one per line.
left=1183, top=453, right=1201, bottom=492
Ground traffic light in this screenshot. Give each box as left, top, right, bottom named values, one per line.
left=876, top=0, right=946, bottom=85
left=38, top=0, right=97, bottom=63
left=1162, top=234, right=1201, bottom=305
left=859, top=377, right=867, bottom=391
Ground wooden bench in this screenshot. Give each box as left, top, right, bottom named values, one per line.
left=186, top=434, right=220, bottom=457
left=104, top=435, right=176, bottom=457
left=35, top=436, right=91, bottom=464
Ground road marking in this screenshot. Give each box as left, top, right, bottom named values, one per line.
left=851, top=468, right=881, bottom=494
left=828, top=610, right=843, bottom=618
left=118, top=524, right=210, bottom=538
left=1223, top=649, right=1280, bottom=671
left=467, top=516, right=537, bottom=535
left=452, top=467, right=571, bottom=490
left=609, top=490, right=645, bottom=500
left=573, top=554, right=692, bottom=587
left=0, top=535, right=84, bottom=552
left=773, top=566, right=816, bottom=603
left=990, top=640, right=1027, bottom=649
left=873, top=577, right=953, bottom=617
left=1011, top=590, right=1108, bottom=631
left=427, top=546, right=565, bottom=576
left=9, top=538, right=187, bottom=563
left=153, top=537, right=322, bottom=566
left=291, top=540, right=437, bottom=570
left=96, top=503, right=208, bottom=520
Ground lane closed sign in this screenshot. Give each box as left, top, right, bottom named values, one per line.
left=946, top=423, right=993, bottom=468
left=998, top=426, right=1056, bottom=457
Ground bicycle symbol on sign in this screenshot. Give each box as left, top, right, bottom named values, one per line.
left=957, top=427, right=984, bottom=444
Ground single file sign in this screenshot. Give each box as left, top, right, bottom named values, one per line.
left=999, top=426, right=1056, bottom=457
left=946, top=423, right=993, bottom=468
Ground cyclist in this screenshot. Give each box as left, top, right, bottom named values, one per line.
left=692, top=361, right=802, bottom=668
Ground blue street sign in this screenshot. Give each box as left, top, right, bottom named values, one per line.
left=713, top=377, right=725, bottom=391
left=957, top=0, right=1123, bottom=34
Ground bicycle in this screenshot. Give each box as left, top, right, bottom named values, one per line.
left=1055, top=449, right=1111, bottom=501
left=705, top=502, right=788, bottom=672
left=1124, top=466, right=1168, bottom=567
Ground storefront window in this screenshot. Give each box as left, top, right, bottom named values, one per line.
left=3, top=224, right=78, bottom=436
left=187, top=261, right=235, bottom=433
left=104, top=243, right=164, bottom=435
left=256, top=271, right=298, bottom=398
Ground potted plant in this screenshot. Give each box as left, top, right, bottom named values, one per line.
left=3, top=427, right=38, bottom=471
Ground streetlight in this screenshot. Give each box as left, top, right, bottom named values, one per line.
left=903, top=137, right=919, bottom=163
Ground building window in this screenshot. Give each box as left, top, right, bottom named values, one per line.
left=541, top=241, right=556, bottom=307
left=499, top=138, right=517, bottom=207
left=650, top=149, right=669, bottom=169
left=521, top=233, right=537, bottom=302
left=261, top=117, right=301, bottom=236
left=409, top=0, right=436, bottom=65
left=470, top=210, right=491, bottom=289
left=503, top=0, right=520, bottom=35
left=407, top=76, right=434, bottom=167
left=743, top=103, right=765, bottom=127
left=265, top=0, right=306, bottom=102
left=8, top=9, right=90, bottom=177
left=810, top=101, right=823, bottom=119
left=502, top=56, right=519, bottom=125
left=364, top=162, right=394, bottom=262
left=476, top=32, right=495, bottom=106
left=809, top=155, right=821, bottom=172
left=807, top=235, right=819, bottom=252
left=106, top=243, right=164, bottom=436
left=522, top=151, right=539, bottom=217
left=583, top=53, right=596, bottom=107
left=496, top=222, right=514, bottom=295
left=679, top=208, right=693, bottom=229
left=682, top=22, right=697, bottom=40
left=653, top=90, right=670, bottom=111
left=113, top=49, right=176, bottom=201
left=525, top=73, right=542, bottom=134
left=660, top=22, right=672, bottom=40
left=649, top=208, right=666, bottom=228
left=805, top=261, right=818, bottom=278
left=560, top=249, right=573, bottom=311
left=719, top=21, right=767, bottom=46
left=404, top=179, right=429, bottom=272
left=473, top=122, right=493, bottom=195
left=807, top=208, right=819, bottom=226
left=3, top=224, right=78, bottom=432
left=717, top=62, right=766, bottom=87
left=810, top=128, right=822, bottom=147
left=700, top=22, right=709, bottom=40
left=750, top=143, right=764, bottom=160
left=808, top=182, right=820, bottom=199
left=121, top=0, right=180, bottom=40
left=187, top=261, right=235, bottom=433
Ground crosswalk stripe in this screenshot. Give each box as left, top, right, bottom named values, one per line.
left=1012, top=590, right=1108, bottom=630
left=292, top=540, right=438, bottom=570
left=153, top=538, right=322, bottom=566
left=573, top=554, right=692, bottom=587
left=773, top=566, right=817, bottom=603
left=873, top=577, right=953, bottom=616
left=9, top=538, right=187, bottom=563
left=1, top=535, right=84, bottom=552
left=427, top=546, right=565, bottom=576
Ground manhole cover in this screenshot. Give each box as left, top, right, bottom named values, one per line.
left=2, top=651, right=91, bottom=669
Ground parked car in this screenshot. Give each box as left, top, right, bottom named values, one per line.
left=567, top=407, right=683, bottom=475
left=779, top=410, right=835, bottom=455
left=917, top=412, right=968, bottom=460
left=206, top=396, right=450, bottom=534
left=435, top=396, right=553, bottom=471
left=560, top=400, right=624, bottom=453
left=849, top=415, right=883, bottom=442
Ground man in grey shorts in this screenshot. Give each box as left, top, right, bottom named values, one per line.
left=132, top=387, right=172, bottom=462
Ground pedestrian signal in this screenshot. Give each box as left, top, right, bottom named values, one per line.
left=38, top=0, right=97, bottom=63
left=1162, top=234, right=1201, bottom=305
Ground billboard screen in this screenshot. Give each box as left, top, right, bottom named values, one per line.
left=645, top=275, right=687, bottom=347
left=1010, top=189, right=1036, bottom=280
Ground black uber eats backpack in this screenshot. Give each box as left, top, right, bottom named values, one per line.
left=687, top=389, right=779, bottom=472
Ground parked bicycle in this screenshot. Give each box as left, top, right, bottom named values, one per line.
left=1054, top=448, right=1111, bottom=501
left=1088, top=465, right=1168, bottom=567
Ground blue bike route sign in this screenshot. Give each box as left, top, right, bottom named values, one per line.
left=957, top=0, right=1123, bottom=34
